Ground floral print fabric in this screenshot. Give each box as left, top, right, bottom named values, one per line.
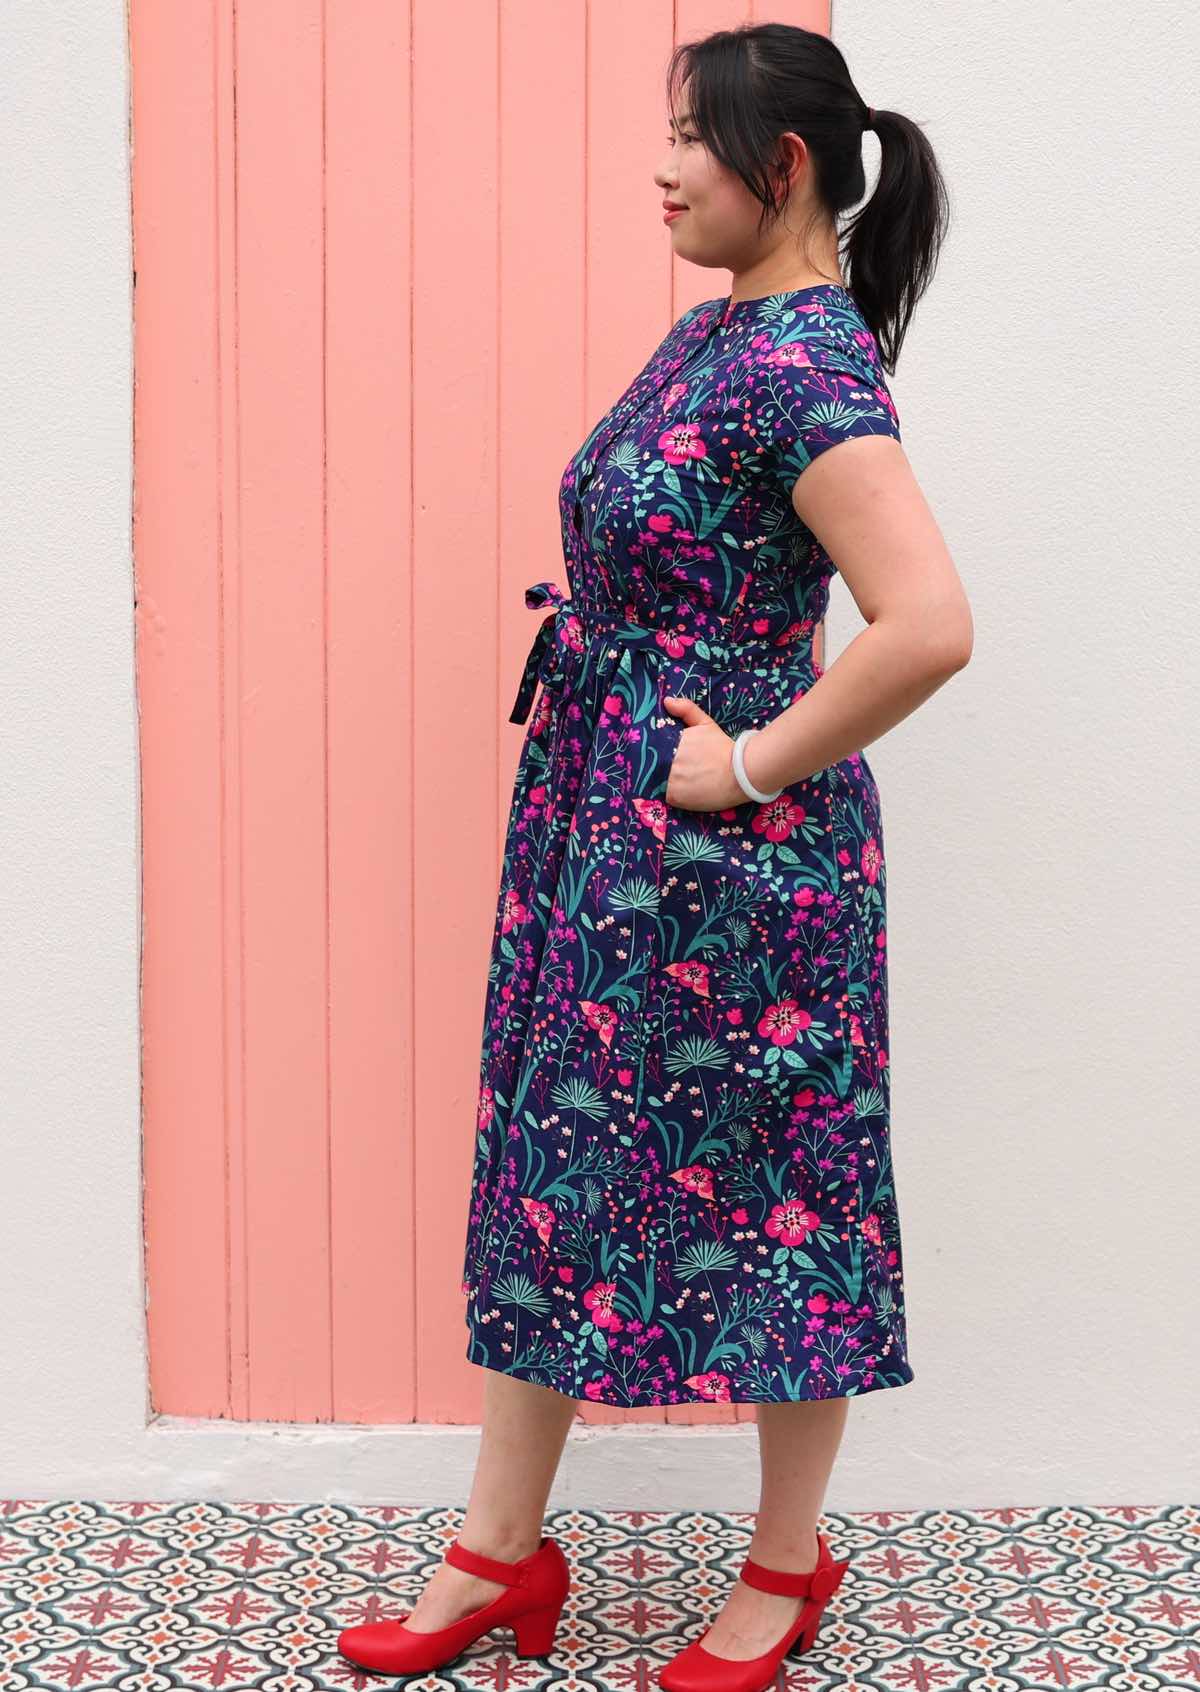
left=461, top=282, right=914, bottom=1405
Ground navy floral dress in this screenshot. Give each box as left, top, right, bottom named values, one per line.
left=460, top=281, right=914, bottom=1406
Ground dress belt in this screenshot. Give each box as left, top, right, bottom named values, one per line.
left=509, top=578, right=805, bottom=726
left=509, top=580, right=668, bottom=725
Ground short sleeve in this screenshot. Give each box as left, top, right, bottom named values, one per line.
left=764, top=341, right=901, bottom=500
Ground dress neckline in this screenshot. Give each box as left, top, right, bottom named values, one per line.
left=713, top=281, right=854, bottom=325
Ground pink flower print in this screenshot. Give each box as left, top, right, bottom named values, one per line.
left=559, top=613, right=585, bottom=655
left=726, top=1007, right=743, bottom=1025
left=766, top=343, right=817, bottom=372
left=663, top=380, right=689, bottom=410
left=806, top=1291, right=831, bottom=1314
left=519, top=1195, right=556, bottom=1245
left=602, top=693, right=623, bottom=716
left=632, top=795, right=669, bottom=841
left=617, top=1067, right=633, bottom=1085
left=731, top=1206, right=750, bottom=1224
left=757, top=999, right=813, bottom=1046
left=664, top=960, right=711, bottom=997
left=558, top=1264, right=574, bottom=1282
left=500, top=887, right=528, bottom=934
left=862, top=1213, right=882, bottom=1246
left=477, top=1084, right=495, bottom=1133
left=583, top=1281, right=624, bottom=1332
left=531, top=689, right=554, bottom=736
left=647, top=513, right=675, bottom=535
left=765, top=1199, right=821, bottom=1246
left=684, top=1370, right=732, bottom=1402
left=580, top=999, right=618, bottom=1049
left=669, top=1164, right=715, bottom=1202
left=657, top=422, right=708, bottom=467
left=751, top=794, right=807, bottom=842
left=849, top=1011, right=865, bottom=1049
left=861, top=834, right=883, bottom=883
left=654, top=628, right=697, bottom=659
left=584, top=1374, right=614, bottom=1400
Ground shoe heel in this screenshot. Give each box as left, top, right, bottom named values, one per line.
left=794, top=1556, right=850, bottom=1656
left=512, top=1598, right=564, bottom=1657
left=795, top=1606, right=821, bottom=1655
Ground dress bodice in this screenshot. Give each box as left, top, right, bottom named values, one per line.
left=556, top=282, right=901, bottom=657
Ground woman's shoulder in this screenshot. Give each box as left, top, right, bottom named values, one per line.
left=788, top=293, right=889, bottom=386
left=755, top=298, right=901, bottom=490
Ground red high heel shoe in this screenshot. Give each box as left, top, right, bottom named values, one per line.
left=656, top=1531, right=850, bottom=1692
left=336, top=1533, right=570, bottom=1676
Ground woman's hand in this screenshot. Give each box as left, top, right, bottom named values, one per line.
left=661, top=695, right=747, bottom=811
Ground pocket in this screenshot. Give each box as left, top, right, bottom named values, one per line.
left=644, top=699, right=684, bottom=804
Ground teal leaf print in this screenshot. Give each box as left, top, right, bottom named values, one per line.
left=492, top=1274, right=551, bottom=1316
left=801, top=396, right=871, bottom=434
left=550, top=1077, right=610, bottom=1121
left=665, top=1035, right=731, bottom=1074
left=607, top=438, right=641, bottom=475
left=608, top=876, right=660, bottom=914
left=664, top=829, right=727, bottom=869
left=674, top=1240, right=739, bottom=1280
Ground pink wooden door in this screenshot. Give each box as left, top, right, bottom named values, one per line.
left=133, top=0, right=831, bottom=1428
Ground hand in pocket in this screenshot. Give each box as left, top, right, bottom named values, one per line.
left=661, top=695, right=744, bottom=811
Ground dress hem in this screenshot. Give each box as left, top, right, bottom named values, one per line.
left=465, top=1338, right=914, bottom=1408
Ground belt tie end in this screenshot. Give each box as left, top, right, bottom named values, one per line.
left=509, top=612, right=557, bottom=724
left=509, top=578, right=568, bottom=724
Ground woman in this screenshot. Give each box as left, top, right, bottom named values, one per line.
left=339, top=21, right=968, bottom=1691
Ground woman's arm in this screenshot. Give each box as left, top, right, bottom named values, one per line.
left=742, top=433, right=972, bottom=793
left=662, top=431, right=972, bottom=811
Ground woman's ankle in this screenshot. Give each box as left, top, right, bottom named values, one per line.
left=745, top=1530, right=820, bottom=1571
left=454, top=1524, right=545, bottom=1564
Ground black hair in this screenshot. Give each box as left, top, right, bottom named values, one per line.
left=666, top=22, right=950, bottom=373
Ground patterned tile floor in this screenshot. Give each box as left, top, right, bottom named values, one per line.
left=1, top=1500, right=1198, bottom=1690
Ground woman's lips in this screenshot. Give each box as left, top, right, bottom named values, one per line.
left=663, top=207, right=687, bottom=224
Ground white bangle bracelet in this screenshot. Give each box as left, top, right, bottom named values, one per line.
left=732, top=729, right=784, bottom=803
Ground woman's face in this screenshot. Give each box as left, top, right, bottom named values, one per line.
left=655, top=94, right=812, bottom=278
left=655, top=106, right=758, bottom=268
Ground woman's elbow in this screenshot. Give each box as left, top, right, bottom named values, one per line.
left=943, top=604, right=975, bottom=671
left=918, top=599, right=974, bottom=676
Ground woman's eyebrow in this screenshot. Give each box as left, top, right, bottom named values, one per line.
left=668, top=112, right=695, bottom=130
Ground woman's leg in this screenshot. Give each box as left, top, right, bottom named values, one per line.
left=698, top=1397, right=849, bottom=1659
left=403, top=1370, right=578, bottom=1631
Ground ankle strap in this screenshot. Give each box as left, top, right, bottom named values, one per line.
left=444, top=1536, right=542, bottom=1585
left=740, top=1534, right=843, bottom=1601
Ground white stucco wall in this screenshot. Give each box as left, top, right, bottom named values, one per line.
left=1, top=0, right=1196, bottom=1508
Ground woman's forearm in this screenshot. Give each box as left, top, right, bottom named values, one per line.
left=743, top=613, right=971, bottom=793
